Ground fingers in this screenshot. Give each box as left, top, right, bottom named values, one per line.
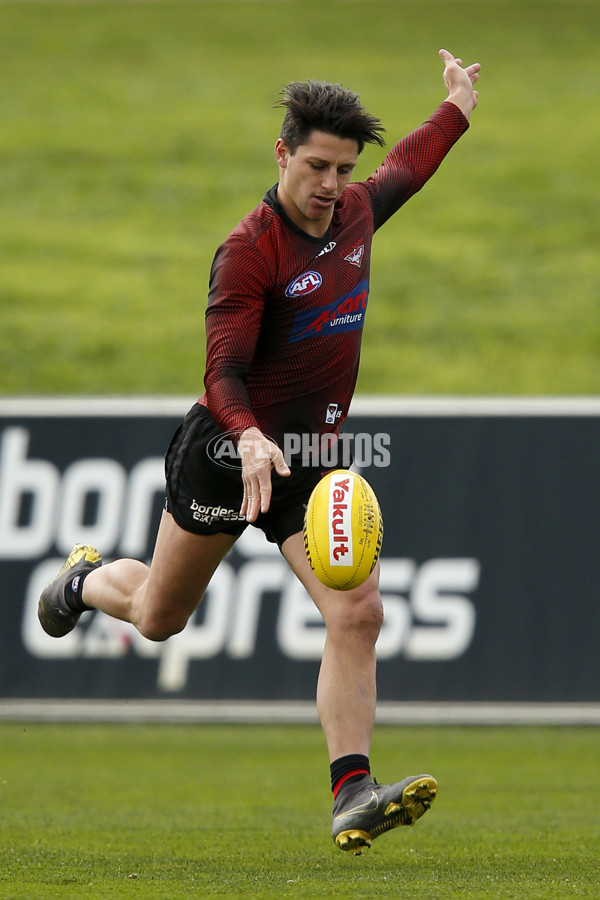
left=240, top=461, right=267, bottom=521
left=238, top=429, right=290, bottom=522
left=242, top=469, right=285, bottom=522
left=240, top=478, right=269, bottom=523
left=439, top=49, right=480, bottom=79
left=439, top=48, right=480, bottom=118
left=465, top=62, right=481, bottom=84
left=272, top=446, right=291, bottom=479
left=439, top=48, right=463, bottom=70
left=245, top=445, right=290, bottom=522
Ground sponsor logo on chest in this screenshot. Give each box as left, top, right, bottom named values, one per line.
left=289, top=279, right=369, bottom=343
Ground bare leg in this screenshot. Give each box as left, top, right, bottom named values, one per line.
left=281, top=531, right=383, bottom=762
left=82, top=510, right=237, bottom=641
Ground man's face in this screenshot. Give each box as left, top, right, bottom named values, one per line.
left=275, top=130, right=359, bottom=238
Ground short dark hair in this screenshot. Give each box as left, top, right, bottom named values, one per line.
left=277, top=80, right=386, bottom=154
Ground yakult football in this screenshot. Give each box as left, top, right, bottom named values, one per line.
left=303, top=469, right=383, bottom=591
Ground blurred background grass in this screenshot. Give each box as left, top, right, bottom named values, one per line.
left=1, top=0, right=598, bottom=396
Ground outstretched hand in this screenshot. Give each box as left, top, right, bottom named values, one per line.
left=238, top=427, right=290, bottom=522
left=439, top=49, right=480, bottom=120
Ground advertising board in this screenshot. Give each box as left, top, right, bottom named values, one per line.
left=1, top=398, right=598, bottom=704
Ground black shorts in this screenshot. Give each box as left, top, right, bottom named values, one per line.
left=164, top=403, right=332, bottom=549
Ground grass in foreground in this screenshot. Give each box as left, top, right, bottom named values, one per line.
left=0, top=723, right=599, bottom=898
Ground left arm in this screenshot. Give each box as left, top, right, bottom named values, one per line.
left=366, top=103, right=469, bottom=230
left=364, top=49, right=481, bottom=229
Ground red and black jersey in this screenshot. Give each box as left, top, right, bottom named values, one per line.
left=200, top=101, right=468, bottom=453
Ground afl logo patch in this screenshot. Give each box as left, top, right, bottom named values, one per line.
left=285, top=271, right=322, bottom=298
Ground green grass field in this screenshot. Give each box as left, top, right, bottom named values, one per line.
left=0, top=723, right=599, bottom=898
left=1, top=6, right=599, bottom=893
left=1, top=0, right=599, bottom=396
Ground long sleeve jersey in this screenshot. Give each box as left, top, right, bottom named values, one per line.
left=199, top=101, right=469, bottom=454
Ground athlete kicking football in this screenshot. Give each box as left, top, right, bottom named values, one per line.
left=39, top=49, right=480, bottom=854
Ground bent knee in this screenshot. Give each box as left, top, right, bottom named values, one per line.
left=136, top=611, right=189, bottom=642
left=327, top=588, right=384, bottom=642
left=354, top=592, right=384, bottom=635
